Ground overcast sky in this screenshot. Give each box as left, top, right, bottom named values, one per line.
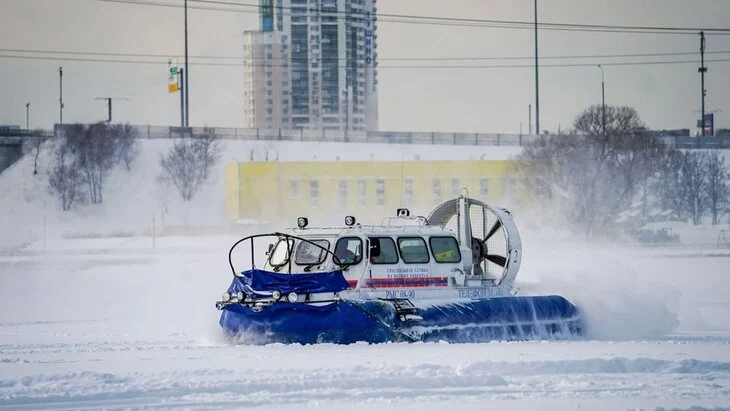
left=1, top=0, right=729, bottom=134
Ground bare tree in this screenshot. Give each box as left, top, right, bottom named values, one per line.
left=652, top=149, right=686, bottom=219
left=516, top=105, right=666, bottom=236
left=47, top=122, right=140, bottom=209
left=110, top=123, right=139, bottom=171
left=160, top=130, right=222, bottom=201
left=68, top=123, right=118, bottom=204
left=681, top=150, right=709, bottom=225
left=22, top=130, right=49, bottom=176
left=195, top=127, right=222, bottom=179
left=705, top=150, right=729, bottom=225
left=47, top=139, right=83, bottom=211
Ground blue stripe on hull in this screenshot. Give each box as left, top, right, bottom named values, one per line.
left=407, top=295, right=584, bottom=342
left=219, top=295, right=583, bottom=344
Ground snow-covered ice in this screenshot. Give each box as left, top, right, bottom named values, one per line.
left=1, top=237, right=729, bottom=410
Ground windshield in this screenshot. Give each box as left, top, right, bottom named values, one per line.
left=268, top=238, right=293, bottom=268
left=294, top=239, right=330, bottom=265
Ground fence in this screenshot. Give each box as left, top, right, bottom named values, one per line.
left=117, top=125, right=542, bottom=147
left=27, top=124, right=730, bottom=149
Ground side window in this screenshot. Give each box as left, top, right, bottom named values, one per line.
left=397, top=237, right=430, bottom=264
left=429, top=236, right=462, bottom=263
left=334, top=237, right=363, bottom=265
left=294, top=239, right=330, bottom=265
left=369, top=237, right=399, bottom=264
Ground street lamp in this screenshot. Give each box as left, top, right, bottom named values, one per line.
left=25, top=103, right=30, bottom=132
left=534, top=0, right=539, bottom=136
left=58, top=66, right=64, bottom=125
left=598, top=64, right=605, bottom=137
left=184, top=0, right=189, bottom=127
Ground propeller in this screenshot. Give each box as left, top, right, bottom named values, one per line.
left=485, top=219, right=502, bottom=242
left=481, top=219, right=506, bottom=268
left=485, top=254, right=507, bottom=267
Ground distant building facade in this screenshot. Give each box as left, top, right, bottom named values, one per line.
left=224, top=160, right=521, bottom=223
left=243, top=0, right=379, bottom=132
left=243, top=31, right=290, bottom=129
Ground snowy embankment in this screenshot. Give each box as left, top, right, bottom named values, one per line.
left=0, top=138, right=521, bottom=250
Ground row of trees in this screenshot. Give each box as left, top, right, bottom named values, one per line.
left=48, top=123, right=140, bottom=210
left=516, top=105, right=729, bottom=236
left=45, top=123, right=222, bottom=210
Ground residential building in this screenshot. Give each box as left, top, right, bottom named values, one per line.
left=243, top=0, right=378, bottom=132
left=243, top=31, right=291, bottom=130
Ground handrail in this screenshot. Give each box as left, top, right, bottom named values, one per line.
left=228, top=232, right=348, bottom=277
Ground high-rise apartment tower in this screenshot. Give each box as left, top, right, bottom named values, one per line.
left=243, top=0, right=378, bottom=132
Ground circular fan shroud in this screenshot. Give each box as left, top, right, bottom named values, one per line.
left=426, top=197, right=522, bottom=286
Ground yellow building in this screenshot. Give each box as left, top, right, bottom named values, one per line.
left=225, top=160, right=520, bottom=224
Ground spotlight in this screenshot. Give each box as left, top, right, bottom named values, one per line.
left=297, top=217, right=308, bottom=229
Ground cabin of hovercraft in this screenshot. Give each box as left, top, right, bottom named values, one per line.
left=260, top=208, right=513, bottom=290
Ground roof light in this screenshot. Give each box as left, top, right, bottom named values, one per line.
left=345, top=215, right=356, bottom=226
left=297, top=217, right=309, bottom=229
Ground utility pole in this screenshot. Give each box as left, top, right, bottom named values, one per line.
left=25, top=103, right=30, bottom=131
left=184, top=0, right=190, bottom=127
left=58, top=67, right=64, bottom=125
left=344, top=87, right=349, bottom=142
left=699, top=31, right=707, bottom=136
left=528, top=104, right=532, bottom=135
left=534, top=0, right=540, bottom=136
left=95, top=97, right=130, bottom=123
left=598, top=65, right=605, bottom=137
left=179, top=68, right=185, bottom=129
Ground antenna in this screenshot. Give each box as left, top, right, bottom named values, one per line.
left=94, top=97, right=130, bottom=123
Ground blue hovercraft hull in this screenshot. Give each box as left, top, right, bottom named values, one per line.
left=219, top=295, right=583, bottom=344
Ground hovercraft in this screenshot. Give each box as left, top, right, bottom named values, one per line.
left=216, top=193, right=583, bottom=344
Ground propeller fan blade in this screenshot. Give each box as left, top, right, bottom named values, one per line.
left=485, top=219, right=502, bottom=241
left=486, top=254, right=507, bottom=267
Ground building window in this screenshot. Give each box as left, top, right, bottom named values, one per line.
left=451, top=178, right=461, bottom=197
left=375, top=179, right=385, bottom=206
left=403, top=178, right=413, bottom=207
left=357, top=180, right=366, bottom=206
left=310, top=180, right=319, bottom=207
left=504, top=177, right=517, bottom=198
left=480, top=178, right=489, bottom=199
left=432, top=179, right=441, bottom=204
left=338, top=180, right=348, bottom=207
left=290, top=180, right=300, bottom=199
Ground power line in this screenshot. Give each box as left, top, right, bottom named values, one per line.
left=2, top=53, right=729, bottom=69
left=93, top=0, right=730, bottom=35
left=4, top=47, right=730, bottom=62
